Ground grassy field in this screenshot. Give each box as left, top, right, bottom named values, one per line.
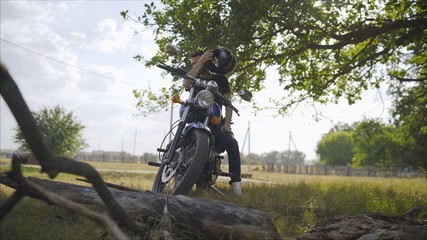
left=1, top=158, right=426, bottom=239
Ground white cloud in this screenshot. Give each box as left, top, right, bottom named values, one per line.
left=90, top=18, right=134, bottom=53
left=1, top=1, right=82, bottom=92
left=97, top=18, right=117, bottom=34
left=76, top=64, right=125, bottom=92
left=70, top=32, right=86, bottom=40
left=0, top=1, right=69, bottom=24
left=1, top=1, right=393, bottom=162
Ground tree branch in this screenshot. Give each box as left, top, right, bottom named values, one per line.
left=332, top=18, right=427, bottom=41
left=310, top=18, right=427, bottom=50
left=0, top=63, right=147, bottom=235
left=3, top=159, right=129, bottom=240
left=391, top=76, right=427, bottom=82
left=0, top=174, right=280, bottom=240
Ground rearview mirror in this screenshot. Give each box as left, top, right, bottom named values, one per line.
left=165, top=44, right=181, bottom=57
left=238, top=90, right=252, bottom=102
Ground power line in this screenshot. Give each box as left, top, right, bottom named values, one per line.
left=1, top=38, right=115, bottom=80
left=0, top=38, right=140, bottom=87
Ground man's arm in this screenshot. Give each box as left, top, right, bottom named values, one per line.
left=222, top=92, right=233, bottom=132
left=183, top=50, right=214, bottom=89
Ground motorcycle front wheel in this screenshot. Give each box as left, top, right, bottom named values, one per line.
left=152, top=129, right=210, bottom=195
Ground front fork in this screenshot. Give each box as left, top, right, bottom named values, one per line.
left=163, top=121, right=186, bottom=165
left=162, top=120, right=211, bottom=165
left=149, top=121, right=186, bottom=168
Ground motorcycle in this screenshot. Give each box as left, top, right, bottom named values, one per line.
left=148, top=46, right=250, bottom=195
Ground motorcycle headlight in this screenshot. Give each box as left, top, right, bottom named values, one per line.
left=195, top=90, right=215, bottom=109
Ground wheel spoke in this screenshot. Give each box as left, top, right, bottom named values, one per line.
left=152, top=130, right=209, bottom=195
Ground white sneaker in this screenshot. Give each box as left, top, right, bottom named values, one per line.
left=231, top=182, right=243, bottom=196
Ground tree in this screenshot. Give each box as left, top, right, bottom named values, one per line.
left=262, top=150, right=280, bottom=164
left=327, top=122, right=354, bottom=134
left=351, top=119, right=404, bottom=168
left=122, top=0, right=426, bottom=170
left=142, top=152, right=158, bottom=163
left=316, top=131, right=354, bottom=166
left=281, top=150, right=306, bottom=166
left=122, top=0, right=426, bottom=114
left=14, top=105, right=87, bottom=157
left=388, top=81, right=427, bottom=169
left=241, top=152, right=262, bottom=165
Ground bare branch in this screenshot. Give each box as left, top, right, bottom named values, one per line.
left=0, top=63, right=148, bottom=235
left=391, top=76, right=427, bottom=82
left=331, top=18, right=427, bottom=41
left=0, top=174, right=280, bottom=240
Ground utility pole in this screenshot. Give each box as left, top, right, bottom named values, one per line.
left=248, top=121, right=251, bottom=155
left=133, top=128, right=137, bottom=163
left=121, top=137, right=124, bottom=162
left=286, top=131, right=298, bottom=173
left=287, top=131, right=292, bottom=173
left=241, top=121, right=251, bottom=171
left=248, top=121, right=251, bottom=171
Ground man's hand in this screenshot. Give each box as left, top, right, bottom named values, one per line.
left=186, top=49, right=214, bottom=81
left=221, top=122, right=232, bottom=132
left=183, top=79, right=192, bottom=90
left=198, top=50, right=214, bottom=64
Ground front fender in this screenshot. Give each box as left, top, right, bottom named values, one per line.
left=183, top=122, right=211, bottom=136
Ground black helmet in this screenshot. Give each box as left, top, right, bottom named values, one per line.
left=206, top=47, right=237, bottom=74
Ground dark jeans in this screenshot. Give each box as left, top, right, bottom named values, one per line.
left=211, top=123, right=242, bottom=183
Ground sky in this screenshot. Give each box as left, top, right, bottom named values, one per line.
left=0, top=0, right=392, bottom=161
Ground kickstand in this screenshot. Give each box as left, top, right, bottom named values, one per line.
left=208, top=184, right=224, bottom=195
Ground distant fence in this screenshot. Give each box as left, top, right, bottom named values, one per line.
left=74, top=153, right=148, bottom=164
left=2, top=151, right=424, bottom=178
left=265, top=163, right=425, bottom=178
left=0, top=151, right=155, bottom=164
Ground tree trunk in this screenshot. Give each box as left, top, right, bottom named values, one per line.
left=0, top=174, right=279, bottom=239
left=296, top=213, right=426, bottom=240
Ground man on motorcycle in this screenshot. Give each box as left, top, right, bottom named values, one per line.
left=184, top=49, right=243, bottom=195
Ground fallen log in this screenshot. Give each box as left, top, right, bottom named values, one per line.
left=0, top=174, right=280, bottom=239
left=297, top=213, right=426, bottom=240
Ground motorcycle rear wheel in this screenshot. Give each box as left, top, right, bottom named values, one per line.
left=152, top=129, right=210, bottom=195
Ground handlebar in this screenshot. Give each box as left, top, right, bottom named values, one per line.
left=214, top=93, right=239, bottom=116
left=156, top=62, right=239, bottom=116
left=156, top=63, right=185, bottom=74
left=156, top=62, right=191, bottom=79
left=156, top=63, right=176, bottom=72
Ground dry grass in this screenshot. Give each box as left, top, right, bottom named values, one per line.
left=1, top=158, right=426, bottom=239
